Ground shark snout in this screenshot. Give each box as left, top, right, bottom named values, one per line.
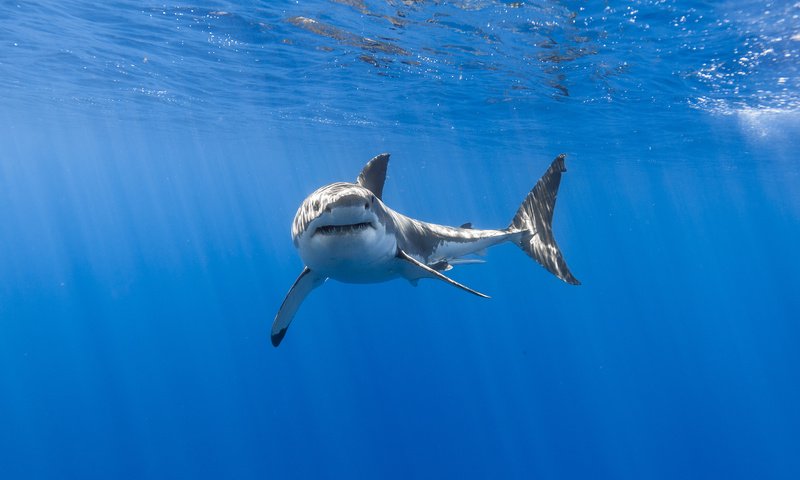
left=328, top=193, right=373, bottom=211
left=311, top=201, right=379, bottom=237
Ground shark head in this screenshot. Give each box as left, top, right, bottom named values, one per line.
left=292, top=182, right=397, bottom=281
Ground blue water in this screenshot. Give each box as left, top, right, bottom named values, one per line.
left=2, top=1, right=800, bottom=478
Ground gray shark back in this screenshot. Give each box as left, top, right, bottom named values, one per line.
left=388, top=210, right=514, bottom=265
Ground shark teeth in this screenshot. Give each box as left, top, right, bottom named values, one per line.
left=314, top=222, right=374, bottom=236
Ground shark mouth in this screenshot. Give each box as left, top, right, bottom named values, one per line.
left=314, top=222, right=374, bottom=236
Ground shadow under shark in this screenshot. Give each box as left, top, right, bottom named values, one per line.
left=272, top=153, right=580, bottom=346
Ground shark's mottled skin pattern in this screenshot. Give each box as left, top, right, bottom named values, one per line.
left=386, top=211, right=514, bottom=265
left=292, top=182, right=514, bottom=265
left=271, top=153, right=579, bottom=346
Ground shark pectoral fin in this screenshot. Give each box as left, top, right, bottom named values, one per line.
left=271, top=267, right=325, bottom=347
left=396, top=249, right=490, bottom=299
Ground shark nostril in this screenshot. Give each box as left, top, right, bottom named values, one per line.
left=325, top=206, right=331, bottom=213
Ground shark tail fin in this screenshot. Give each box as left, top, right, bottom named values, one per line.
left=509, top=154, right=580, bottom=285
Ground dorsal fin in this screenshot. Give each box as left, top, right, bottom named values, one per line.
left=460, top=222, right=473, bottom=229
left=356, top=153, right=390, bottom=200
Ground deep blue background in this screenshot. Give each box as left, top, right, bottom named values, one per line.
left=2, top=1, right=800, bottom=479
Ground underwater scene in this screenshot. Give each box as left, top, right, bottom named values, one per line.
left=1, top=1, right=799, bottom=478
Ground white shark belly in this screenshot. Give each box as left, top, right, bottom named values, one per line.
left=297, top=227, right=399, bottom=283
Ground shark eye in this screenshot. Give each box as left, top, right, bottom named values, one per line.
left=325, top=206, right=331, bottom=213
left=363, top=202, right=369, bottom=209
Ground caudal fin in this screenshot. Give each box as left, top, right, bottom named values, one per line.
left=509, top=154, right=580, bottom=285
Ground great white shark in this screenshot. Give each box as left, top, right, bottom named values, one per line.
left=271, top=153, right=579, bottom=346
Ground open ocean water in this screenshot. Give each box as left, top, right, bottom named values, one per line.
left=2, top=1, right=800, bottom=479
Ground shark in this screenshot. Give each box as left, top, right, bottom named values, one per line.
left=271, top=153, right=580, bottom=346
